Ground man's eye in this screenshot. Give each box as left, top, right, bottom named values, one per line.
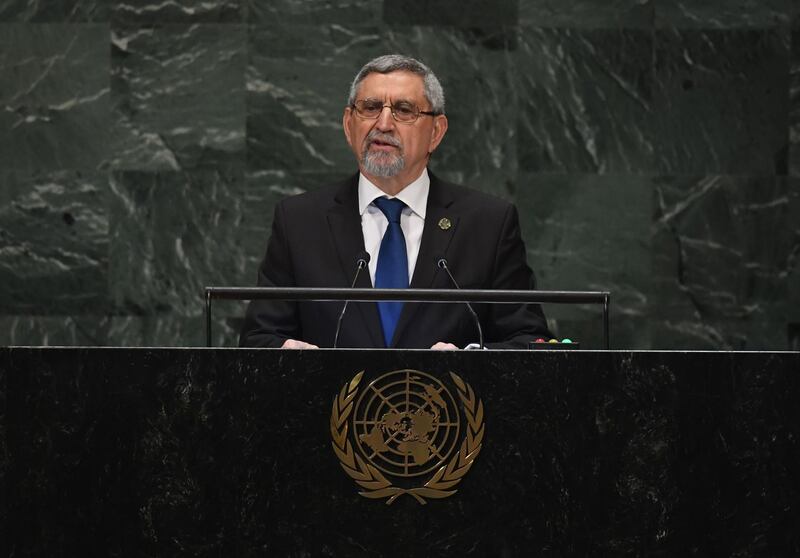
left=362, top=101, right=383, bottom=112
left=394, top=104, right=415, bottom=115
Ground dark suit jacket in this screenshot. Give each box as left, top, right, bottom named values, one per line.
left=239, top=172, right=551, bottom=348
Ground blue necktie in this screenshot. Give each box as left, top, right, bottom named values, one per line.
left=373, top=197, right=408, bottom=347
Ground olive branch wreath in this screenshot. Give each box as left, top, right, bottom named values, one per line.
left=330, top=370, right=484, bottom=505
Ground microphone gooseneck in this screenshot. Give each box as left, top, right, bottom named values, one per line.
left=333, top=252, right=370, bottom=348
left=437, top=257, right=484, bottom=349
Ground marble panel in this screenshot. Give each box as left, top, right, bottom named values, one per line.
left=0, top=24, right=110, bottom=172
left=516, top=28, right=655, bottom=173
left=0, top=170, right=109, bottom=314
left=246, top=0, right=382, bottom=25
left=789, top=178, right=800, bottom=322
left=516, top=174, right=653, bottom=349
left=378, top=27, right=520, bottom=185
left=652, top=175, right=799, bottom=350
left=0, top=315, right=111, bottom=345
left=0, top=0, right=108, bottom=22
left=112, top=0, right=242, bottom=23
left=247, top=24, right=535, bottom=173
left=108, top=169, right=247, bottom=317
left=545, top=316, right=642, bottom=350
left=248, top=25, right=520, bottom=181
left=383, top=0, right=518, bottom=27
left=790, top=30, right=800, bottom=175
left=655, top=0, right=790, bottom=28
left=652, top=319, right=794, bottom=351
left=0, top=314, right=242, bottom=347
left=791, top=323, right=800, bottom=350
left=246, top=24, right=382, bottom=173
left=110, top=24, right=246, bottom=171
left=107, top=314, right=243, bottom=346
left=519, top=0, right=654, bottom=28
left=434, top=169, right=516, bottom=201
left=653, top=29, right=790, bottom=175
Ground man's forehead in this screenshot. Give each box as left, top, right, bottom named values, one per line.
left=356, top=70, right=426, bottom=99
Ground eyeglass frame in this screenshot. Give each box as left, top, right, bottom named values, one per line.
left=350, top=99, right=440, bottom=123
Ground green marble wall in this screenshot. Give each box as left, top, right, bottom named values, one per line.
left=0, top=0, right=798, bottom=349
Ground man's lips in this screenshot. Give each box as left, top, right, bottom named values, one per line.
left=369, top=140, right=399, bottom=151
left=366, top=133, right=401, bottom=152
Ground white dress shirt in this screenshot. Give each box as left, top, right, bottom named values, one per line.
left=358, top=169, right=429, bottom=285
left=357, top=170, right=484, bottom=349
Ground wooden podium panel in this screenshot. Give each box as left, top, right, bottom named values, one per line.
left=1, top=348, right=798, bottom=556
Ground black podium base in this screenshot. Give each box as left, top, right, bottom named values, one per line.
left=2, top=348, right=799, bottom=556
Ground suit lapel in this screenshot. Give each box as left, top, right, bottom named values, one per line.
left=391, top=174, right=459, bottom=347
left=327, top=175, right=383, bottom=347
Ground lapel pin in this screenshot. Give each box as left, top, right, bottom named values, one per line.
left=438, top=217, right=452, bottom=231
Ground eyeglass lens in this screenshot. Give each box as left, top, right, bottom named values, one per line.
left=355, top=100, right=419, bottom=122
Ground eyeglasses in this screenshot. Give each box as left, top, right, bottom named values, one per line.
left=351, top=99, right=438, bottom=123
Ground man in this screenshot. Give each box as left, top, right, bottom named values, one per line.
left=240, top=54, right=550, bottom=349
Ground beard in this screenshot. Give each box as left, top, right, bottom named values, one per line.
left=360, top=132, right=405, bottom=177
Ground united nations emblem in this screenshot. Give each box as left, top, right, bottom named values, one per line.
left=330, top=369, right=485, bottom=504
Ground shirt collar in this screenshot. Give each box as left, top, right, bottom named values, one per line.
left=358, top=168, right=430, bottom=219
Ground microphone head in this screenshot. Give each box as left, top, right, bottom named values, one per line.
left=436, top=257, right=448, bottom=269
left=356, top=250, right=370, bottom=268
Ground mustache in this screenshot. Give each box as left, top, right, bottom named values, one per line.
left=365, top=131, right=402, bottom=149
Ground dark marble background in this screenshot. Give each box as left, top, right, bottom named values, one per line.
left=1, top=0, right=798, bottom=349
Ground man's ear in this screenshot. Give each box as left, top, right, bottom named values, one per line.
left=342, top=106, right=354, bottom=149
left=428, top=114, right=448, bottom=153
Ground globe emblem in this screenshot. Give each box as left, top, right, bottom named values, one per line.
left=352, top=369, right=461, bottom=478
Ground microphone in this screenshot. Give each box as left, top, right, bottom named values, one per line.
left=333, top=251, right=370, bottom=348
left=436, top=257, right=484, bottom=349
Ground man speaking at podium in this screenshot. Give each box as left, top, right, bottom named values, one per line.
left=240, top=54, right=550, bottom=349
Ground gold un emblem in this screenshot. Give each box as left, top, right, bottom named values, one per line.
left=330, top=369, right=485, bottom=504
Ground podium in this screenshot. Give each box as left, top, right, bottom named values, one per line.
left=2, top=348, right=799, bottom=556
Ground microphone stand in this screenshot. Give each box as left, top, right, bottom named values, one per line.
left=333, top=254, right=370, bottom=348
left=437, top=258, right=484, bottom=350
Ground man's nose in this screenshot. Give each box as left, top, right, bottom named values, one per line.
left=375, top=105, right=395, bottom=131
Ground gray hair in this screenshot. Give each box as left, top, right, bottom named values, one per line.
left=347, top=54, right=446, bottom=115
